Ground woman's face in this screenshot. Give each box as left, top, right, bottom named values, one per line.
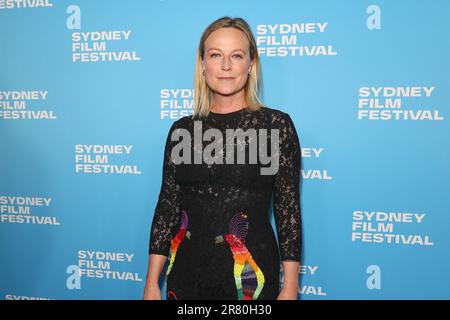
left=202, top=27, right=253, bottom=99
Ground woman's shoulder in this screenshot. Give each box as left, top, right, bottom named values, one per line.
left=168, top=106, right=294, bottom=128
left=258, top=105, right=289, bottom=117
left=257, top=105, right=295, bottom=126
left=167, top=114, right=193, bottom=132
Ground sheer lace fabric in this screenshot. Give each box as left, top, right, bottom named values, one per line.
left=149, top=106, right=302, bottom=300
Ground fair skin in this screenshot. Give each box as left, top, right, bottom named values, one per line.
left=278, top=261, right=300, bottom=300
left=143, top=254, right=165, bottom=300
left=143, top=27, right=299, bottom=300
left=201, top=27, right=252, bottom=114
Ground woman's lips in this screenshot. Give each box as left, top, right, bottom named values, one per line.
left=218, top=77, right=235, bottom=80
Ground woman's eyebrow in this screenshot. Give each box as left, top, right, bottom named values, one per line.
left=207, top=48, right=246, bottom=53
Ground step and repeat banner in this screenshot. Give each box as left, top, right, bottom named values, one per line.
left=1, top=0, right=449, bottom=300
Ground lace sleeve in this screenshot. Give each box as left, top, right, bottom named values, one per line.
left=272, top=113, right=302, bottom=262
left=148, top=121, right=181, bottom=257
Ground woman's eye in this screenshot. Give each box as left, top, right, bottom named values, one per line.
left=210, top=53, right=243, bottom=59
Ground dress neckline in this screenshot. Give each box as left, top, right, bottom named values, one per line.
left=208, top=107, right=246, bottom=117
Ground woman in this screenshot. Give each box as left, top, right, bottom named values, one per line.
left=143, top=16, right=302, bottom=300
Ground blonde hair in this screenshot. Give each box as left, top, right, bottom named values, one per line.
left=193, top=16, right=266, bottom=119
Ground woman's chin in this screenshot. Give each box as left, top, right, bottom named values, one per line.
left=210, top=87, right=244, bottom=97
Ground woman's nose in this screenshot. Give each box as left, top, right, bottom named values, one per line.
left=221, top=57, right=231, bottom=70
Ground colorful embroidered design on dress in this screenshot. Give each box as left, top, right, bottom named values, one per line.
left=166, top=210, right=189, bottom=276
left=224, top=211, right=265, bottom=300
left=167, top=290, right=178, bottom=300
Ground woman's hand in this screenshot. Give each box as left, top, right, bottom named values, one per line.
left=143, top=283, right=162, bottom=300
left=276, top=286, right=299, bottom=300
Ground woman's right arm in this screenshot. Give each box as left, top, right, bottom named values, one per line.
left=144, top=121, right=182, bottom=300
left=143, top=254, right=167, bottom=300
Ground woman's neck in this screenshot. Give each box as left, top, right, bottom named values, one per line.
left=211, top=92, right=246, bottom=114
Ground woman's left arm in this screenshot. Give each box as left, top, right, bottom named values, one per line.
left=272, top=112, right=302, bottom=300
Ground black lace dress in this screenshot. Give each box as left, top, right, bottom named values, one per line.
left=148, top=106, right=302, bottom=300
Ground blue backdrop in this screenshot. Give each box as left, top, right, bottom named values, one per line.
left=1, top=0, right=449, bottom=300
